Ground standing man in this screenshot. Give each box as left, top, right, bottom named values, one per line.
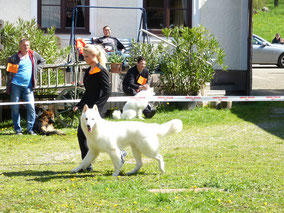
left=92, top=26, right=125, bottom=53
left=6, top=38, right=46, bottom=135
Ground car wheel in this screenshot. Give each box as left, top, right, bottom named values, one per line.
left=277, top=53, right=284, bottom=68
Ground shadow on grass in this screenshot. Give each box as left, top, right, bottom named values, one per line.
left=230, top=102, right=284, bottom=140
left=2, top=170, right=147, bottom=182
left=0, top=133, right=16, bottom=135
left=3, top=170, right=99, bottom=182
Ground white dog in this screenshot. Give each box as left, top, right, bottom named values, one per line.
left=112, top=88, right=155, bottom=120
left=72, top=104, right=183, bottom=176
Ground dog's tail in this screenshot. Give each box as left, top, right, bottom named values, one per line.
left=157, top=119, right=183, bottom=137
left=112, top=110, right=122, bottom=119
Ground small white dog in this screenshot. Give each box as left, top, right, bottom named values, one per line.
left=72, top=104, right=183, bottom=176
left=112, top=88, right=155, bottom=120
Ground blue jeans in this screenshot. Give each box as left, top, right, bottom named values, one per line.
left=10, top=84, right=35, bottom=133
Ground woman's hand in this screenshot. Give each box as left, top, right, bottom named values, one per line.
left=73, top=106, right=78, bottom=112
left=139, top=84, right=149, bottom=91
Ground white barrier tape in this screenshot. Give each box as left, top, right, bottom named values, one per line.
left=0, top=96, right=284, bottom=106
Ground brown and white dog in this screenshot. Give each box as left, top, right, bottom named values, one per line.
left=33, top=109, right=65, bottom=136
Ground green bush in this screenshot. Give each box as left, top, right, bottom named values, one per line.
left=0, top=18, right=71, bottom=95
left=253, top=0, right=268, bottom=12
left=0, top=18, right=69, bottom=65
left=159, top=26, right=227, bottom=95
left=107, top=52, right=125, bottom=63
left=128, top=40, right=165, bottom=73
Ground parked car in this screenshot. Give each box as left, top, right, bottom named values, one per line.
left=253, top=34, right=284, bottom=68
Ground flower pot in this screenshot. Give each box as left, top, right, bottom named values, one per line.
left=110, top=63, right=122, bottom=73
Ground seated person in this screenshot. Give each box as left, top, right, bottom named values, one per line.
left=122, top=56, right=155, bottom=118
left=272, top=33, right=283, bottom=44
left=92, top=26, right=125, bottom=53
left=123, top=56, right=149, bottom=95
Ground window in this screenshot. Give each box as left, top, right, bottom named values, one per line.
left=144, top=0, right=192, bottom=33
left=253, top=37, right=260, bottom=45
left=38, top=0, right=90, bottom=34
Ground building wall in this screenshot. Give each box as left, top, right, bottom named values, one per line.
left=0, top=0, right=36, bottom=23
left=59, top=0, right=143, bottom=47
left=0, top=0, right=143, bottom=47
left=0, top=0, right=251, bottom=94
left=0, top=0, right=249, bottom=69
left=193, top=0, right=249, bottom=71
left=0, top=0, right=249, bottom=66
left=94, top=0, right=143, bottom=39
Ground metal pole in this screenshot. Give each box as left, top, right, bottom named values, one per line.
left=140, top=29, right=177, bottom=47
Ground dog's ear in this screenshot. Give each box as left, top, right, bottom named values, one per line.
left=93, top=104, right=98, bottom=112
left=83, top=105, right=89, bottom=113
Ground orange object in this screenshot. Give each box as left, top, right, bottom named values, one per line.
left=6, top=63, right=19, bottom=73
left=89, top=66, right=101, bottom=75
left=137, top=76, right=147, bottom=85
left=76, top=38, right=87, bottom=55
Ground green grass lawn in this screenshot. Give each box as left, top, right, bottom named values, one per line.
left=253, top=0, right=284, bottom=41
left=0, top=102, right=283, bottom=212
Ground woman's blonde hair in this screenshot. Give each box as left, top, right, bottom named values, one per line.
left=83, top=44, right=107, bottom=68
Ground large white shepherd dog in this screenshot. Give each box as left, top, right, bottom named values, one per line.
left=72, top=104, right=183, bottom=176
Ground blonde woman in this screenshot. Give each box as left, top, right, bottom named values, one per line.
left=73, top=44, right=111, bottom=171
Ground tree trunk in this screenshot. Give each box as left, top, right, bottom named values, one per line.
left=274, top=0, right=278, bottom=7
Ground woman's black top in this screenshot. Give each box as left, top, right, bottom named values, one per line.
left=76, top=63, right=111, bottom=116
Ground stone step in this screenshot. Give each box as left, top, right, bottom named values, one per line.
left=203, top=83, right=226, bottom=96
left=205, top=90, right=226, bottom=96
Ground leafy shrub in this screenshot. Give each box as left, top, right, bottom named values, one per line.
left=128, top=40, right=165, bottom=73
left=0, top=18, right=70, bottom=65
left=159, top=26, right=227, bottom=95
left=107, top=52, right=125, bottom=63
left=0, top=18, right=71, bottom=94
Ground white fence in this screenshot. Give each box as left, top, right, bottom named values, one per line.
left=0, top=63, right=86, bottom=92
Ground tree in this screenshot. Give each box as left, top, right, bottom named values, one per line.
left=274, top=0, right=278, bottom=7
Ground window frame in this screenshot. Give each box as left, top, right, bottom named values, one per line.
left=38, top=0, right=90, bottom=34
left=143, top=0, right=192, bottom=34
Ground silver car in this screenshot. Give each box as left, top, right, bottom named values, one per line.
left=253, top=34, right=284, bottom=68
